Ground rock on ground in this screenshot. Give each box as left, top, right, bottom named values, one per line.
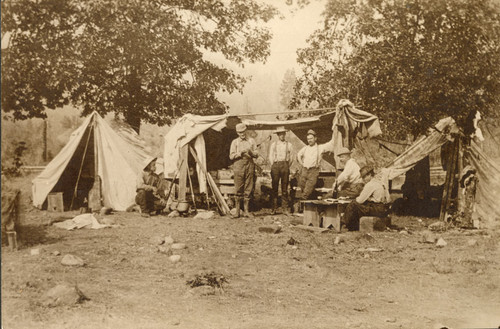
left=41, top=284, right=88, bottom=307
left=61, top=254, right=85, bottom=267
left=169, top=255, right=181, bottom=263
left=436, top=237, right=447, bottom=248
left=171, top=243, right=186, bottom=250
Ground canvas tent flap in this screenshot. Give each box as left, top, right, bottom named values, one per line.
left=332, top=100, right=382, bottom=166
left=32, top=112, right=155, bottom=211
left=465, top=133, right=500, bottom=229
left=32, top=114, right=94, bottom=208
left=163, top=114, right=227, bottom=177
left=385, top=117, right=458, bottom=180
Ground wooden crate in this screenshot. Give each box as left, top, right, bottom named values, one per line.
left=47, top=192, right=64, bottom=212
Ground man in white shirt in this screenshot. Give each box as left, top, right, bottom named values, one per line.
left=296, top=129, right=334, bottom=200
left=343, top=165, right=391, bottom=231
left=229, top=123, right=258, bottom=218
left=333, top=147, right=363, bottom=198
left=268, top=126, right=294, bottom=215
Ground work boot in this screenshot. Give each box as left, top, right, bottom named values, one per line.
left=270, top=198, right=277, bottom=215
left=281, top=197, right=291, bottom=216
left=243, top=198, right=254, bottom=218
left=232, top=197, right=241, bottom=218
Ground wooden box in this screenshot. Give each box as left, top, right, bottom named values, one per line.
left=47, top=192, right=64, bottom=212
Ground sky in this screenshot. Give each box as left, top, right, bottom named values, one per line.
left=216, top=1, right=326, bottom=117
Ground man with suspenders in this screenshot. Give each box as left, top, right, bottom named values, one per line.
left=268, top=126, right=294, bottom=215
left=296, top=129, right=334, bottom=202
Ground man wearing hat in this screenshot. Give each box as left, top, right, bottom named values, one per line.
left=343, top=165, right=391, bottom=230
left=268, top=126, right=294, bottom=215
left=333, top=147, right=363, bottom=198
left=296, top=129, right=334, bottom=201
left=229, top=123, right=258, bottom=218
left=136, top=157, right=167, bottom=217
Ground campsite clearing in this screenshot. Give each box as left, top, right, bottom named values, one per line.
left=2, top=175, right=500, bottom=329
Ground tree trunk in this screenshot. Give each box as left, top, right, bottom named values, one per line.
left=124, top=108, right=141, bottom=134
left=124, top=68, right=142, bottom=134
left=43, top=119, right=48, bottom=162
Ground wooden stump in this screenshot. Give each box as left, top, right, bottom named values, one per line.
left=359, top=216, right=391, bottom=232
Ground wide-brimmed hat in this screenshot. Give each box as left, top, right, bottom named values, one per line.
left=337, top=147, right=351, bottom=156
left=307, top=129, right=316, bottom=136
left=360, top=165, right=375, bottom=178
left=142, top=157, right=157, bottom=170
left=236, top=123, right=247, bottom=133
left=274, top=126, right=287, bottom=134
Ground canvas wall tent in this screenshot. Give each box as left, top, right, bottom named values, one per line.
left=163, top=105, right=382, bottom=195
left=373, top=115, right=500, bottom=229
left=32, top=112, right=158, bottom=211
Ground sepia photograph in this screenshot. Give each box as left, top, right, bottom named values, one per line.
left=1, top=0, right=500, bottom=328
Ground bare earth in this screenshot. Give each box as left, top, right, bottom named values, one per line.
left=2, top=180, right=500, bottom=329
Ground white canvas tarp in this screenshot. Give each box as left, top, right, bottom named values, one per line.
left=32, top=112, right=155, bottom=211
left=163, top=114, right=227, bottom=194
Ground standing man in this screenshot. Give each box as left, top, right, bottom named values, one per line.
left=333, top=147, right=364, bottom=198
left=229, top=123, right=257, bottom=218
left=343, top=165, right=391, bottom=231
left=268, top=126, right=294, bottom=215
left=296, top=129, right=334, bottom=201
left=136, top=157, right=166, bottom=217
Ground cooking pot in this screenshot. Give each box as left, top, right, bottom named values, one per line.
left=176, top=201, right=190, bottom=213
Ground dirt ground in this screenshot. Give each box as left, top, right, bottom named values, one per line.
left=2, top=175, right=500, bottom=329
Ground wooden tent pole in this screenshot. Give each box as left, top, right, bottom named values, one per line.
left=187, top=166, right=197, bottom=210
left=188, top=145, right=230, bottom=215
left=439, top=138, right=459, bottom=221
left=456, top=137, right=464, bottom=213
left=444, top=141, right=459, bottom=221
left=88, top=118, right=102, bottom=212
left=69, top=117, right=94, bottom=210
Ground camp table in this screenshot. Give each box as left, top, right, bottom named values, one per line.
left=300, top=199, right=352, bottom=232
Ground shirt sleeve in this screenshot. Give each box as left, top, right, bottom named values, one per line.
left=337, top=159, right=354, bottom=186
left=269, top=142, right=275, bottom=165
left=297, top=146, right=305, bottom=166
left=287, top=142, right=295, bottom=166
left=250, top=138, right=258, bottom=158
left=356, top=181, right=375, bottom=203
left=229, top=139, right=239, bottom=160
left=136, top=172, right=149, bottom=190
left=319, top=139, right=335, bottom=154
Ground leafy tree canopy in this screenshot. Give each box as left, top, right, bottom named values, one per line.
left=1, top=0, right=278, bottom=131
left=292, top=0, right=500, bottom=138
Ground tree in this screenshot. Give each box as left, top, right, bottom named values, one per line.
left=279, top=68, right=297, bottom=110
left=1, top=0, right=278, bottom=132
left=292, top=0, right=500, bottom=138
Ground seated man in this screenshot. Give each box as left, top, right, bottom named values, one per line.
left=333, top=147, right=363, bottom=198
left=135, top=157, right=166, bottom=217
left=343, top=165, right=391, bottom=231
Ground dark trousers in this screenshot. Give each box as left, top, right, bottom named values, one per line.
left=343, top=201, right=390, bottom=231
left=233, top=159, right=255, bottom=199
left=298, top=167, right=319, bottom=200
left=135, top=189, right=164, bottom=214
left=271, top=161, right=290, bottom=206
